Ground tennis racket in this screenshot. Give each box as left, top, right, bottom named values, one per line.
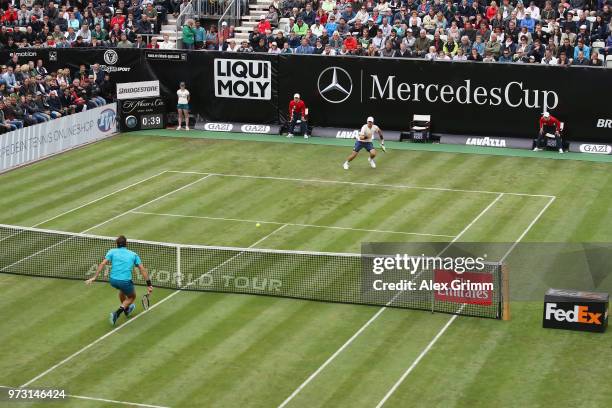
left=142, top=293, right=151, bottom=311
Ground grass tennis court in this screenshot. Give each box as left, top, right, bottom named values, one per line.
left=1, top=131, right=611, bottom=408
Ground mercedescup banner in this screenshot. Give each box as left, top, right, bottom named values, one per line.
left=0, top=104, right=117, bottom=173
left=277, top=55, right=612, bottom=141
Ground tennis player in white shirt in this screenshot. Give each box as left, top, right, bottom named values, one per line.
left=342, top=117, right=385, bottom=170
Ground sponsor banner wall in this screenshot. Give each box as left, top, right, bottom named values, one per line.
left=440, top=134, right=534, bottom=149
left=0, top=103, right=117, bottom=173
left=569, top=142, right=612, bottom=155
left=196, top=122, right=280, bottom=135
left=5, top=49, right=612, bottom=142
left=141, top=51, right=278, bottom=124
left=278, top=55, right=612, bottom=142
left=312, top=127, right=402, bottom=141
left=117, top=80, right=160, bottom=100
left=118, top=98, right=166, bottom=131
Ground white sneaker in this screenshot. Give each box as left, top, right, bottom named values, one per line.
left=287, top=133, right=293, bottom=138
left=304, top=134, right=309, bottom=139
left=185, top=126, right=190, bottom=131
left=176, top=126, right=181, bottom=130
left=342, top=162, right=349, bottom=170
left=559, top=148, right=563, bottom=153
left=369, top=159, right=376, bottom=168
left=532, top=147, right=541, bottom=151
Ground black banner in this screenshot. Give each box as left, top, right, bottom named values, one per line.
left=5, top=49, right=611, bottom=142
left=118, top=97, right=166, bottom=132
left=278, top=55, right=612, bottom=142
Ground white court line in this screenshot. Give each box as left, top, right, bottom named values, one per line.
left=0, top=385, right=169, bottom=408
left=131, top=211, right=456, bottom=239
left=500, top=195, right=556, bottom=263
left=2, top=174, right=213, bottom=273
left=375, top=194, right=556, bottom=407
left=374, top=306, right=465, bottom=408
left=81, top=174, right=214, bottom=234
left=19, top=222, right=287, bottom=389
left=18, top=175, right=214, bottom=388
left=68, top=394, right=170, bottom=408
left=32, top=170, right=169, bottom=228
left=19, top=276, right=183, bottom=388
left=167, top=170, right=555, bottom=199
left=0, top=171, right=169, bottom=246
left=277, top=193, right=504, bottom=408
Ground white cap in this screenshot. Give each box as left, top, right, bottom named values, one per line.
left=580, top=24, right=587, bottom=29
left=221, top=21, right=227, bottom=26
left=543, top=112, right=550, bottom=118
left=294, top=93, right=300, bottom=98
left=367, top=116, right=374, bottom=123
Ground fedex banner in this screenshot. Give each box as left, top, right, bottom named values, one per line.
left=434, top=269, right=494, bottom=306
left=0, top=104, right=117, bottom=173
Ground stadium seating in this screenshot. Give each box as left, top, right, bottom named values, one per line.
left=201, top=0, right=611, bottom=65
left=0, top=0, right=607, bottom=67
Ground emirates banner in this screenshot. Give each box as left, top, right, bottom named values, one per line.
left=434, top=269, right=494, bottom=306
left=5, top=49, right=611, bottom=141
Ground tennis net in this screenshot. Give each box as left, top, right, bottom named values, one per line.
left=0, top=224, right=507, bottom=319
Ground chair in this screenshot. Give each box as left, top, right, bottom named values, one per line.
left=545, top=122, right=564, bottom=150
left=592, top=41, right=605, bottom=54
left=607, top=55, right=612, bottom=69
left=403, top=114, right=431, bottom=142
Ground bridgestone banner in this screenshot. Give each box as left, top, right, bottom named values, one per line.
left=0, top=103, right=117, bottom=173
left=8, top=49, right=611, bottom=142
left=116, top=80, right=160, bottom=100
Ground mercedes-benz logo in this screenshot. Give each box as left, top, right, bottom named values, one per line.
left=317, top=67, right=353, bottom=104
left=104, top=50, right=119, bottom=65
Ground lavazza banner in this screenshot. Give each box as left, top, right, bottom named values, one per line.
left=0, top=103, right=117, bottom=173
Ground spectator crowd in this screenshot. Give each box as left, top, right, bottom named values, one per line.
left=208, top=0, right=612, bottom=65
left=0, top=58, right=113, bottom=133
left=0, top=0, right=190, bottom=49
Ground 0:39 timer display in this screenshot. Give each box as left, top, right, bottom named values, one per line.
left=140, top=113, right=164, bottom=129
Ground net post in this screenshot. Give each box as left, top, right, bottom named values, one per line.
left=431, top=266, right=435, bottom=314
left=501, top=264, right=510, bottom=321
left=176, top=245, right=182, bottom=288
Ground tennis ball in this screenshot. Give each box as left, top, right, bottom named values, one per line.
left=256, top=223, right=261, bottom=227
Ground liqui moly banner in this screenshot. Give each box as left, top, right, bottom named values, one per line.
left=434, top=269, right=494, bottom=306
